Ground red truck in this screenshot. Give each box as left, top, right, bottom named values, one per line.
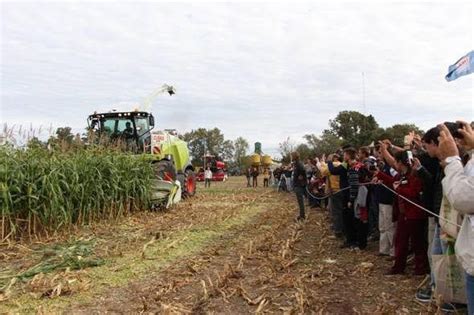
left=196, top=156, right=226, bottom=182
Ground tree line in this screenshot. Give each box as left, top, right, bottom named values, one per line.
left=20, top=110, right=424, bottom=169
left=181, top=128, right=249, bottom=170
left=280, top=110, right=423, bottom=163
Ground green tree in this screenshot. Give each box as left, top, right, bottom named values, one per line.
left=27, top=137, right=46, bottom=150
left=233, top=136, right=249, bottom=169
left=182, top=128, right=225, bottom=165
left=221, top=139, right=235, bottom=163
left=329, top=111, right=379, bottom=147
left=300, top=111, right=424, bottom=156
left=47, top=126, right=75, bottom=151
left=278, top=137, right=296, bottom=164
left=55, top=127, right=74, bottom=144
left=295, top=143, right=313, bottom=161
left=378, top=124, right=424, bottom=147
left=304, top=130, right=343, bottom=156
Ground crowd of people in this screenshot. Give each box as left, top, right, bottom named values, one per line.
left=272, top=121, right=474, bottom=314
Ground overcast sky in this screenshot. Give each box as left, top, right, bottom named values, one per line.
left=1, top=1, right=473, bottom=155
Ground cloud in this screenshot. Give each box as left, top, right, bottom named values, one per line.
left=1, top=1, right=473, bottom=154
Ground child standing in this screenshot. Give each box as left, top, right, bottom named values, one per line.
left=263, top=168, right=270, bottom=187
left=353, top=168, right=370, bottom=250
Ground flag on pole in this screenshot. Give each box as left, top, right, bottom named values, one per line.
left=445, top=50, right=474, bottom=82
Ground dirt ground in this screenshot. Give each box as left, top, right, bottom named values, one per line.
left=0, top=176, right=437, bottom=314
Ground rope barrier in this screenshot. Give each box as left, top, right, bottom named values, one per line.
left=301, top=181, right=462, bottom=228
left=304, top=185, right=348, bottom=200
left=378, top=183, right=462, bottom=228
left=304, top=182, right=370, bottom=200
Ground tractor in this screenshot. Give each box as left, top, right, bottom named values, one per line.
left=196, top=155, right=226, bottom=182
left=86, top=85, right=196, bottom=208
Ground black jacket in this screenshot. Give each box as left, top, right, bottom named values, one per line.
left=292, top=160, right=307, bottom=187
left=328, top=161, right=349, bottom=202
left=328, top=161, right=348, bottom=188
left=377, top=164, right=394, bottom=205
left=417, top=155, right=443, bottom=221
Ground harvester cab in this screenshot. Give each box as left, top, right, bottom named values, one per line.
left=87, top=110, right=155, bottom=153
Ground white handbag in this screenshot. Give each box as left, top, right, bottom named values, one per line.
left=439, top=195, right=463, bottom=239
left=455, top=215, right=474, bottom=276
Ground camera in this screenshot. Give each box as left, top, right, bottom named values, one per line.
left=443, top=122, right=464, bottom=139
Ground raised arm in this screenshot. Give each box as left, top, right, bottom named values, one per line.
left=379, top=141, right=397, bottom=169
left=328, top=161, right=346, bottom=176
left=413, top=157, right=434, bottom=188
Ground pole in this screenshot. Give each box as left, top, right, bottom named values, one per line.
left=362, top=72, right=366, bottom=114
left=203, top=139, right=206, bottom=169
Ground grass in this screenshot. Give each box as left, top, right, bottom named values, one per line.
left=0, top=198, right=267, bottom=313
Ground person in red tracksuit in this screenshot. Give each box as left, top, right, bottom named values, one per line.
left=375, top=150, right=429, bottom=275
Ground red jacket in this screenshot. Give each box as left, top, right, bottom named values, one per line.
left=377, top=171, right=426, bottom=220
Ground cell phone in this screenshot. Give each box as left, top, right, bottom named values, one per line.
left=407, top=150, right=414, bottom=165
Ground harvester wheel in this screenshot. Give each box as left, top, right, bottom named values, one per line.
left=183, top=169, right=196, bottom=198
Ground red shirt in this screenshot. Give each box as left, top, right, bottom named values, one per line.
left=377, top=171, right=426, bottom=220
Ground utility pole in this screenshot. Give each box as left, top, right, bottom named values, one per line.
left=203, top=138, right=207, bottom=169
left=362, top=72, right=366, bottom=114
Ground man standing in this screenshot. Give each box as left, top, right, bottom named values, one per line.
left=438, top=121, right=474, bottom=315
left=245, top=167, right=251, bottom=187
left=346, top=148, right=365, bottom=248
left=320, top=154, right=343, bottom=238
left=252, top=167, right=259, bottom=187
left=292, top=152, right=307, bottom=221
left=374, top=147, right=395, bottom=257
left=204, top=167, right=212, bottom=188
left=328, top=147, right=359, bottom=248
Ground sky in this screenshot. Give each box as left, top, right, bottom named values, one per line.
left=1, top=1, right=473, bottom=156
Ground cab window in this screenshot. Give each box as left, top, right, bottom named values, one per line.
left=101, top=118, right=134, bottom=134
left=134, top=117, right=149, bottom=136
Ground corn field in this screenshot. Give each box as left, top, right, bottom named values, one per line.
left=0, top=145, right=154, bottom=241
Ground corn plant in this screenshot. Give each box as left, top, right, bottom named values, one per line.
left=0, top=145, right=154, bottom=241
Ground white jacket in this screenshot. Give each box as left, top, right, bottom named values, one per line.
left=442, top=156, right=474, bottom=215
left=442, top=153, right=474, bottom=275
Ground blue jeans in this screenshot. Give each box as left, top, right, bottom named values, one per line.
left=294, top=186, right=306, bottom=218
left=430, top=223, right=448, bottom=287
left=467, top=272, right=474, bottom=315
left=432, top=224, right=448, bottom=255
